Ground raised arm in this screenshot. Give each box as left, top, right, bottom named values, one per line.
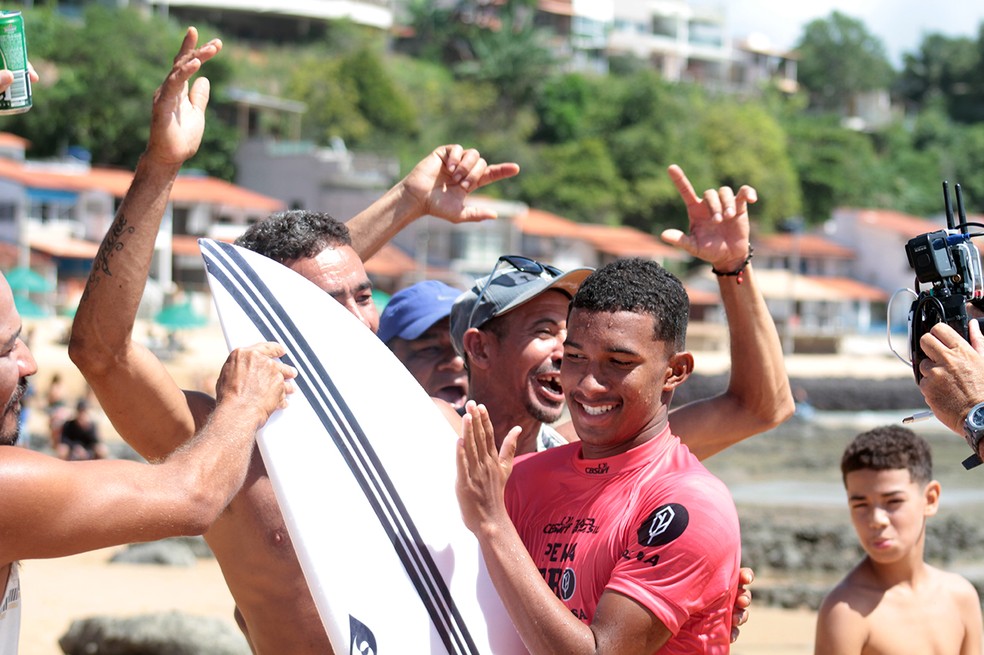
left=662, top=165, right=794, bottom=460
left=68, top=28, right=222, bottom=460
left=0, top=343, right=293, bottom=563
left=346, top=145, right=520, bottom=260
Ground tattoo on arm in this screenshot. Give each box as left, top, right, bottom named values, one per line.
left=83, top=216, right=135, bottom=297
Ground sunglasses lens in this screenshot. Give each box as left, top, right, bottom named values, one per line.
left=500, top=255, right=560, bottom=278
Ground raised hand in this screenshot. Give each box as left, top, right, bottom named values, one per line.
left=402, top=145, right=520, bottom=224
left=145, top=27, right=223, bottom=168
left=455, top=401, right=520, bottom=533
left=661, top=164, right=756, bottom=272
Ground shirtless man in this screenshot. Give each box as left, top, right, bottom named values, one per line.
left=0, top=271, right=294, bottom=652
left=69, top=28, right=520, bottom=655
left=814, top=425, right=983, bottom=654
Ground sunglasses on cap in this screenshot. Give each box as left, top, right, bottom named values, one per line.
left=468, top=255, right=563, bottom=328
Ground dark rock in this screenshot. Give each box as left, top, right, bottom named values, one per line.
left=110, top=540, right=197, bottom=567
left=676, top=374, right=924, bottom=411
left=58, top=612, right=250, bottom=655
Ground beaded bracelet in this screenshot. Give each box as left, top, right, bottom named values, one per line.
left=711, top=245, right=754, bottom=285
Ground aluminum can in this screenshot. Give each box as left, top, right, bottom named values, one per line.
left=0, top=11, right=31, bottom=115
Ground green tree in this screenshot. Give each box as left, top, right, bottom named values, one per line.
left=897, top=29, right=984, bottom=124
left=697, top=102, right=800, bottom=229
left=8, top=7, right=234, bottom=173
left=284, top=46, right=418, bottom=149
left=796, top=11, right=895, bottom=113
left=453, top=0, right=555, bottom=115
left=519, top=138, right=625, bottom=224
left=784, top=115, right=878, bottom=222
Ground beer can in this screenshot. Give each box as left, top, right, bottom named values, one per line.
left=0, top=11, right=31, bottom=115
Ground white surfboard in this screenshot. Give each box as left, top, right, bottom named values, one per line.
left=200, top=239, right=524, bottom=655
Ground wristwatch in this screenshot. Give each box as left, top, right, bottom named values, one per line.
left=963, top=402, right=984, bottom=458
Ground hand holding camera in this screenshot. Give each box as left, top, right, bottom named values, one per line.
left=905, top=182, right=984, bottom=383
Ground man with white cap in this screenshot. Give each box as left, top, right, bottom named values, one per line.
left=379, top=280, right=469, bottom=409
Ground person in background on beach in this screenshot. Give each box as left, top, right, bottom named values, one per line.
left=814, top=425, right=983, bottom=654
left=44, top=372, right=70, bottom=449
left=378, top=280, right=468, bottom=409
left=0, top=273, right=296, bottom=653
left=55, top=398, right=108, bottom=461
left=916, top=321, right=984, bottom=465
left=456, top=258, right=742, bottom=653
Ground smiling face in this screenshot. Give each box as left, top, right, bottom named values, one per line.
left=845, top=467, right=938, bottom=566
left=476, top=290, right=570, bottom=425
left=0, top=276, right=37, bottom=445
left=562, top=307, right=684, bottom=458
left=286, top=245, right=379, bottom=334
left=389, top=318, right=468, bottom=409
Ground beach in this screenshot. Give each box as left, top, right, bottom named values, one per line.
left=15, top=317, right=952, bottom=654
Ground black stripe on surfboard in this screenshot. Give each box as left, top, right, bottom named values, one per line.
left=201, top=239, right=480, bottom=655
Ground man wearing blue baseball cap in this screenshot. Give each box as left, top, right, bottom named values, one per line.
left=380, top=280, right=469, bottom=408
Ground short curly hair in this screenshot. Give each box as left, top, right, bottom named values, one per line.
left=841, top=425, right=933, bottom=485
left=571, top=257, right=689, bottom=351
left=234, top=210, right=352, bottom=263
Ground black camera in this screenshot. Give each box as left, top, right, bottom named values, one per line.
left=905, top=182, right=984, bottom=383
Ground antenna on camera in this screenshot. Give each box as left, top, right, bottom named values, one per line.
left=956, top=183, right=969, bottom=234
left=944, top=180, right=955, bottom=230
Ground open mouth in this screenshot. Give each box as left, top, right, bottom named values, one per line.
left=434, top=384, right=468, bottom=409
left=535, top=372, right=564, bottom=400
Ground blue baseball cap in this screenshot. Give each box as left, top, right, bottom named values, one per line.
left=378, top=280, right=463, bottom=343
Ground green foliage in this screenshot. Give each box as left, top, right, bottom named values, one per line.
left=283, top=45, right=419, bottom=149
left=784, top=115, right=879, bottom=222
left=4, top=7, right=236, bottom=177
left=897, top=32, right=984, bottom=124
left=8, top=7, right=191, bottom=167
left=452, top=1, right=555, bottom=114
left=696, top=102, right=800, bottom=229
left=796, top=11, right=895, bottom=112
left=519, top=138, right=625, bottom=224
left=7, top=3, right=984, bottom=232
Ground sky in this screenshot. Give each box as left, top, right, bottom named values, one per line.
left=712, top=0, right=984, bottom=66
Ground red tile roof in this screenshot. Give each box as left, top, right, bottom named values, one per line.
left=753, top=269, right=887, bottom=302
left=756, top=233, right=855, bottom=258
left=845, top=208, right=939, bottom=239
left=515, top=208, right=684, bottom=261
left=0, top=133, right=29, bottom=150
left=29, top=235, right=99, bottom=259
left=0, top=157, right=284, bottom=212
left=364, top=244, right=417, bottom=277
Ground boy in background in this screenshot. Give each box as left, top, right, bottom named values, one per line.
left=815, top=425, right=983, bottom=654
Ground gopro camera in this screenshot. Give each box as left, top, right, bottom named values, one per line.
left=905, top=182, right=984, bottom=383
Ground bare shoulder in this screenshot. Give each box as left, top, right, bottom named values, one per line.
left=928, top=565, right=982, bottom=607
left=431, top=397, right=463, bottom=437
left=815, top=576, right=871, bottom=652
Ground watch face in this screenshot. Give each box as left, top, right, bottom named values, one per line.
left=971, top=404, right=984, bottom=429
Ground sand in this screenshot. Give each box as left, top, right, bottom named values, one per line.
left=15, top=318, right=913, bottom=654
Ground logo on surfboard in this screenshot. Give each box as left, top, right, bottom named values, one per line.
left=350, top=615, right=377, bottom=655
